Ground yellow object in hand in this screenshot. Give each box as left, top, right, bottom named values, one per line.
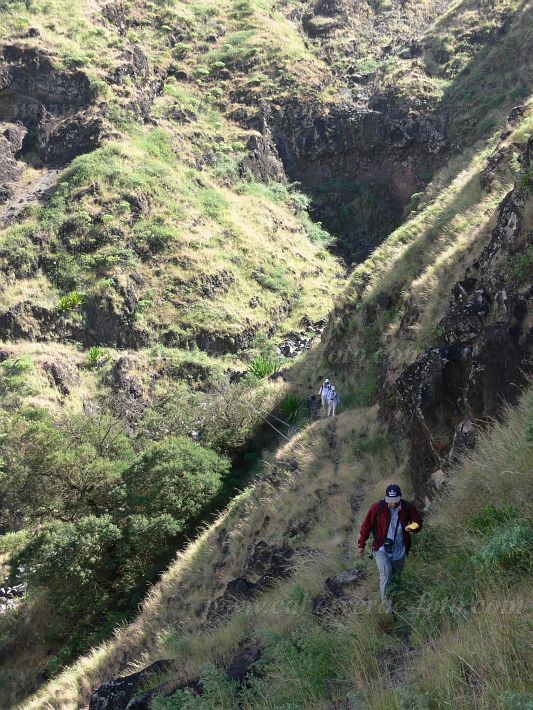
left=405, top=522, right=420, bottom=531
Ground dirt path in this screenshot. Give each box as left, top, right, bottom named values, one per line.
left=0, top=167, right=62, bottom=226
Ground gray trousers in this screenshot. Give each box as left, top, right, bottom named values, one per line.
left=374, top=550, right=405, bottom=609
left=327, top=400, right=337, bottom=416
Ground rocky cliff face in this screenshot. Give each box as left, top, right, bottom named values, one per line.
left=392, top=138, right=532, bottom=501
left=0, top=46, right=102, bottom=172
left=256, top=96, right=447, bottom=263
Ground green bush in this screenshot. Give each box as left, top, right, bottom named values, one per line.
left=15, top=515, right=122, bottom=618
left=132, top=217, right=181, bottom=256
left=0, top=410, right=133, bottom=522
left=86, top=346, right=108, bottom=368
left=467, top=504, right=521, bottom=534
left=251, top=265, right=289, bottom=293
left=156, top=663, right=239, bottom=709
left=122, top=436, right=230, bottom=520
left=475, top=522, right=533, bottom=572
left=0, top=356, right=36, bottom=400
left=199, top=188, right=229, bottom=221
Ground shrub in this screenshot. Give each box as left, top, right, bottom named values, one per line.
left=156, top=663, right=239, bottom=709
left=15, top=515, right=122, bottom=619
left=132, top=217, right=181, bottom=256
left=301, top=213, right=335, bottom=246
left=86, top=346, right=108, bottom=368
left=251, top=265, right=289, bottom=293
left=475, top=522, right=533, bottom=572
left=467, top=504, right=521, bottom=534
left=199, top=188, right=229, bottom=221
left=0, top=356, right=36, bottom=400
left=0, top=410, right=133, bottom=523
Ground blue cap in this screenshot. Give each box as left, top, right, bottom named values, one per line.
left=385, top=484, right=401, bottom=503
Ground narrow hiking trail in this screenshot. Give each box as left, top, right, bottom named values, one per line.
left=0, top=166, right=61, bottom=225
left=320, top=414, right=424, bottom=706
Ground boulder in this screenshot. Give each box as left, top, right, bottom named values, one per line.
left=226, top=647, right=262, bottom=682
left=89, top=660, right=174, bottom=710
left=312, top=568, right=366, bottom=616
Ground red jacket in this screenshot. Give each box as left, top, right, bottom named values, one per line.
left=358, top=499, right=423, bottom=554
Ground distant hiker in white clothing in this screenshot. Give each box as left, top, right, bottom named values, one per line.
left=327, top=385, right=340, bottom=416
left=319, top=379, right=331, bottom=411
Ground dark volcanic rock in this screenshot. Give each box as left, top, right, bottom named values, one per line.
left=43, top=360, right=80, bottom=396
left=226, top=647, right=262, bottom=682
left=0, top=46, right=101, bottom=167
left=245, top=540, right=295, bottom=580
left=83, top=289, right=150, bottom=349
left=324, top=569, right=366, bottom=597
left=312, top=568, right=366, bottom=616
left=239, top=129, right=286, bottom=184
left=207, top=542, right=295, bottom=624
left=111, top=357, right=144, bottom=400
left=198, top=270, right=235, bottom=299
left=246, top=96, right=447, bottom=262
left=206, top=577, right=260, bottom=623
left=0, top=302, right=61, bottom=341
left=124, top=681, right=175, bottom=709
left=394, top=152, right=532, bottom=499
left=102, top=2, right=132, bottom=35
left=0, top=122, right=26, bottom=190
left=89, top=660, right=175, bottom=710
left=38, top=108, right=104, bottom=166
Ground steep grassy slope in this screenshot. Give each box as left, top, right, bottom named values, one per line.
left=20, top=97, right=532, bottom=710
left=0, top=1, right=345, bottom=700
left=24, top=386, right=532, bottom=709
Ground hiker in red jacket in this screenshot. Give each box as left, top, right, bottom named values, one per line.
left=358, top=484, right=423, bottom=613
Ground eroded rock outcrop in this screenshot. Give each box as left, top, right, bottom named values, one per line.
left=395, top=139, right=532, bottom=499
left=241, top=91, right=447, bottom=262
left=89, top=660, right=175, bottom=710
left=206, top=541, right=295, bottom=624
left=0, top=46, right=103, bottom=167
left=0, top=122, right=26, bottom=201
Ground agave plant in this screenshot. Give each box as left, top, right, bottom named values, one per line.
left=281, top=393, right=300, bottom=423
left=247, top=356, right=281, bottom=379
left=86, top=346, right=108, bottom=368
left=58, top=291, right=85, bottom=312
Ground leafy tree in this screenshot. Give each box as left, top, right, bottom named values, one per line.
left=0, top=409, right=133, bottom=524
left=14, top=516, right=122, bottom=622
left=122, top=436, right=230, bottom=520
left=201, top=381, right=272, bottom=452
left=116, top=513, right=185, bottom=594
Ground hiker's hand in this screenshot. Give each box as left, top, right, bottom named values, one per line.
left=357, top=547, right=365, bottom=559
